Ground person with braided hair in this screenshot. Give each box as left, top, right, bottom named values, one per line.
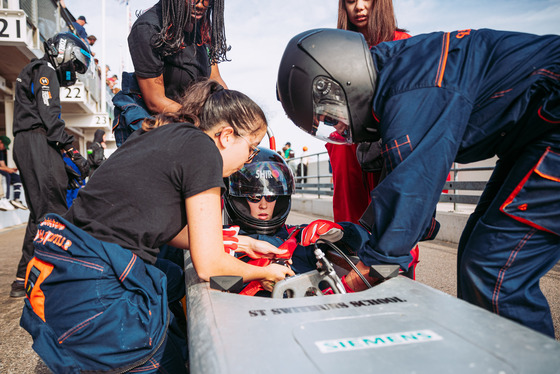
left=129, top=0, right=228, bottom=113
left=113, top=0, right=229, bottom=146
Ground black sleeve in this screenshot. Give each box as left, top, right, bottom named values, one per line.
left=128, top=22, right=165, bottom=79
left=172, top=132, right=225, bottom=198
left=33, top=64, right=74, bottom=147
left=88, top=143, right=105, bottom=167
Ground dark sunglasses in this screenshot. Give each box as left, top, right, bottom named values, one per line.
left=246, top=195, right=278, bottom=203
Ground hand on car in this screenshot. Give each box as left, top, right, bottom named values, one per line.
left=261, top=263, right=295, bottom=292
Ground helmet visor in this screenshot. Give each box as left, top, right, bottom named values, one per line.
left=312, top=76, right=352, bottom=145
left=229, top=161, right=294, bottom=197
left=72, top=45, right=91, bottom=74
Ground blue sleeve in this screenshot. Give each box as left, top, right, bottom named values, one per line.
left=338, top=222, right=371, bottom=254
left=358, top=88, right=472, bottom=269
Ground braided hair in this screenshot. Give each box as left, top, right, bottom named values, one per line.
left=151, top=0, right=229, bottom=64
left=206, top=0, right=229, bottom=64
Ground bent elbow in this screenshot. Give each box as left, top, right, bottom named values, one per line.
left=144, top=100, right=159, bottom=114
left=196, top=271, right=211, bottom=282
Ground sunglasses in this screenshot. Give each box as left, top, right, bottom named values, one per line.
left=246, top=195, right=278, bottom=203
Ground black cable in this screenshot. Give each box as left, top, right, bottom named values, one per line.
left=316, top=239, right=373, bottom=289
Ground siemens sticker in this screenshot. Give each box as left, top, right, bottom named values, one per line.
left=316, top=330, right=443, bottom=353
left=248, top=296, right=406, bottom=317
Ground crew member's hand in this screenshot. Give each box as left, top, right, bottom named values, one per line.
left=261, top=263, right=295, bottom=292
left=237, top=236, right=289, bottom=259
left=301, top=219, right=343, bottom=246
left=64, top=164, right=82, bottom=190
left=64, top=145, right=90, bottom=178
left=223, top=226, right=240, bottom=255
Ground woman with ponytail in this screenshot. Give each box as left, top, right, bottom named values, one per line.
left=21, top=80, right=293, bottom=373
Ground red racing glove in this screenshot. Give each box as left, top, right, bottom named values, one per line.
left=223, top=226, right=240, bottom=255
left=300, top=219, right=343, bottom=246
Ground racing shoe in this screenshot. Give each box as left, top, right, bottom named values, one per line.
left=10, top=199, right=28, bottom=210
left=0, top=198, right=15, bottom=211
left=10, top=280, right=25, bottom=298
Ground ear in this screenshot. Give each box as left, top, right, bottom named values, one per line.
left=215, top=126, right=236, bottom=149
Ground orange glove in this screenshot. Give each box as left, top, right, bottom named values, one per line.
left=223, top=226, right=240, bottom=255
left=301, top=220, right=343, bottom=246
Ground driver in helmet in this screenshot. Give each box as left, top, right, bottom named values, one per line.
left=277, top=28, right=560, bottom=338
left=225, top=147, right=316, bottom=274
left=224, top=147, right=372, bottom=294
left=9, top=32, right=91, bottom=298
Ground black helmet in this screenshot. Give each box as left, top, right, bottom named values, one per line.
left=224, top=147, right=295, bottom=235
left=44, top=32, right=91, bottom=87
left=276, top=28, right=378, bottom=144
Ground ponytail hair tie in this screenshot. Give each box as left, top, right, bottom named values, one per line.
left=212, top=84, right=225, bottom=93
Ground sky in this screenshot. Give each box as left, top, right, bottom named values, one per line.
left=63, top=0, right=560, bottom=156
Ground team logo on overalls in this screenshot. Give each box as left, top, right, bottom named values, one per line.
left=39, top=77, right=49, bottom=85
left=41, top=86, right=52, bottom=106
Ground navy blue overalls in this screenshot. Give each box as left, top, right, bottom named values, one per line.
left=21, top=214, right=186, bottom=373
left=358, top=29, right=560, bottom=337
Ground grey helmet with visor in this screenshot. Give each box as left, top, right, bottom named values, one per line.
left=44, top=32, right=92, bottom=87
left=276, top=28, right=378, bottom=144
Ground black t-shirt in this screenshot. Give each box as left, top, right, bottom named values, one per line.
left=128, top=1, right=211, bottom=101
left=64, top=123, right=225, bottom=264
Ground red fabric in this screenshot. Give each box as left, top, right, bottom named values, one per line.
left=222, top=226, right=239, bottom=255
left=238, top=229, right=302, bottom=296
left=326, top=143, right=380, bottom=223
left=393, top=31, right=411, bottom=41
left=326, top=31, right=411, bottom=224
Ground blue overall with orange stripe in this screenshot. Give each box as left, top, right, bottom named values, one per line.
left=359, top=29, right=560, bottom=337
left=20, top=214, right=186, bottom=373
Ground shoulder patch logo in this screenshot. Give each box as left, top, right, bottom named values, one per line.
left=39, top=77, right=49, bottom=85
left=456, top=29, right=471, bottom=39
